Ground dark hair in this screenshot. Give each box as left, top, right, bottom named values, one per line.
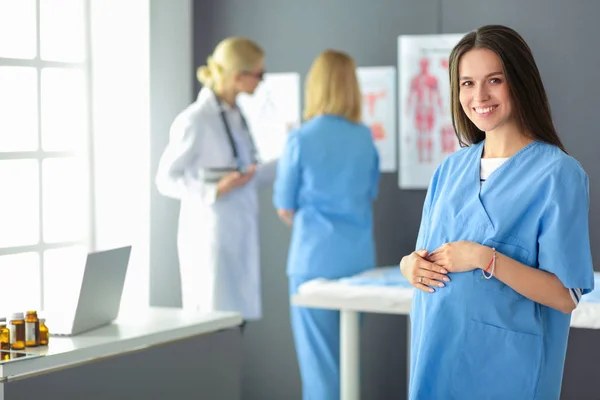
left=448, top=25, right=566, bottom=152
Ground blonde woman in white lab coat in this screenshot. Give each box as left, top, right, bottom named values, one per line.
left=155, top=37, right=275, bottom=322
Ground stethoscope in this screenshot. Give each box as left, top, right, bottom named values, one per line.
left=213, top=90, right=259, bottom=173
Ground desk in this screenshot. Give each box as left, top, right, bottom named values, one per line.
left=0, top=307, right=242, bottom=400
left=291, top=267, right=600, bottom=400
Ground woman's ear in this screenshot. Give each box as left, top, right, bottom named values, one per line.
left=230, top=71, right=243, bottom=84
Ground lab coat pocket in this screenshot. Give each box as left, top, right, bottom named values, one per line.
left=451, top=320, right=542, bottom=400
left=475, top=237, right=530, bottom=299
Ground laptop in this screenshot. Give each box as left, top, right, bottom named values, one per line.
left=44, top=246, right=132, bottom=336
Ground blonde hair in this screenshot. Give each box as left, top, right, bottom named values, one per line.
left=197, top=37, right=264, bottom=87
left=303, top=50, right=362, bottom=123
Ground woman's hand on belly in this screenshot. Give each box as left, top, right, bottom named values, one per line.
left=428, top=241, right=491, bottom=273
left=400, top=249, right=450, bottom=293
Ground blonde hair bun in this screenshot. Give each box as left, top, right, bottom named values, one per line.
left=196, top=65, right=212, bottom=85
left=196, top=37, right=264, bottom=86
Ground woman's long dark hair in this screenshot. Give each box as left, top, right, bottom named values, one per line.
left=448, top=25, right=566, bottom=152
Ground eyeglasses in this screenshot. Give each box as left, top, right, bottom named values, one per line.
left=241, top=70, right=265, bottom=80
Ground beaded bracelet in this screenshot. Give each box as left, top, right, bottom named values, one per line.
left=482, top=247, right=496, bottom=280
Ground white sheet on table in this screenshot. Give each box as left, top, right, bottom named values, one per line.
left=297, top=267, right=413, bottom=314
left=297, top=268, right=600, bottom=329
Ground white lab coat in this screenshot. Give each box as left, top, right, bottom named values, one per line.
left=155, top=87, right=277, bottom=320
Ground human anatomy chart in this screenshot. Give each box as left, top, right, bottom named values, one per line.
left=357, top=66, right=397, bottom=172
left=237, top=72, right=301, bottom=162
left=398, top=34, right=464, bottom=189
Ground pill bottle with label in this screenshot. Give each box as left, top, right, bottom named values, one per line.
left=25, top=311, right=40, bottom=347
left=10, top=313, right=25, bottom=350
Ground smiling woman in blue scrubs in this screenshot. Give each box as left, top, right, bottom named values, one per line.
left=400, top=25, right=594, bottom=400
left=273, top=49, right=380, bottom=400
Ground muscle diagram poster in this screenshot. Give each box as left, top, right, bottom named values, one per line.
left=357, top=66, right=397, bottom=172
left=398, top=34, right=464, bottom=189
left=238, top=72, right=301, bottom=163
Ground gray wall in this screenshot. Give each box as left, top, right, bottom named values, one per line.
left=150, top=0, right=600, bottom=399
left=149, top=0, right=192, bottom=308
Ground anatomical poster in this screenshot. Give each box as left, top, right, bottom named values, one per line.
left=398, top=33, right=464, bottom=189
left=357, top=66, right=397, bottom=172
left=237, top=72, right=301, bottom=163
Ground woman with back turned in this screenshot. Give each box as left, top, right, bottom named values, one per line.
left=274, top=49, right=380, bottom=400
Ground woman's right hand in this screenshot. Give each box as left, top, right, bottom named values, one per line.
left=216, top=165, right=256, bottom=198
left=277, top=209, right=295, bottom=226
left=400, top=249, right=450, bottom=293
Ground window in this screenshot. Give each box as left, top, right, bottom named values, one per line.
left=0, top=0, right=94, bottom=315
left=0, top=0, right=150, bottom=317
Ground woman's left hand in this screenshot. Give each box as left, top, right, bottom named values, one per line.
left=428, top=241, right=491, bottom=273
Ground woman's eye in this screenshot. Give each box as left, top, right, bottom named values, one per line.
left=461, top=81, right=472, bottom=87
left=490, top=78, right=502, bottom=84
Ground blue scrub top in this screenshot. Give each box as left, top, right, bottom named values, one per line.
left=410, top=140, right=594, bottom=400
left=273, top=114, right=380, bottom=279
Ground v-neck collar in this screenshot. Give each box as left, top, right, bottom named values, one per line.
left=474, top=140, right=539, bottom=190
left=470, top=140, right=539, bottom=231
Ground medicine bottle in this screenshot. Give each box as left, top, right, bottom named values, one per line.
left=0, top=317, right=10, bottom=351
left=10, top=313, right=25, bottom=350
left=25, top=311, right=40, bottom=347
left=39, top=318, right=49, bottom=346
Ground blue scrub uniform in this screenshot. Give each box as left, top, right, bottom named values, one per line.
left=274, top=114, right=380, bottom=400
left=410, top=141, right=594, bottom=400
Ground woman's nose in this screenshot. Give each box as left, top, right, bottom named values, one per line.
left=474, top=84, right=490, bottom=102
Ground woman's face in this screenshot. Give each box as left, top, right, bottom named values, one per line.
left=235, top=58, right=265, bottom=95
left=458, top=48, right=516, bottom=135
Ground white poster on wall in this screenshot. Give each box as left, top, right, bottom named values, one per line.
left=357, top=66, right=397, bottom=172
left=398, top=33, right=464, bottom=189
left=238, top=72, right=301, bottom=162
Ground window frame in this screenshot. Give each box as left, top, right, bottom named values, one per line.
left=0, top=0, right=95, bottom=310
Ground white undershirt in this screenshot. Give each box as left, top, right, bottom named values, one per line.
left=479, top=157, right=582, bottom=307
left=480, top=157, right=509, bottom=183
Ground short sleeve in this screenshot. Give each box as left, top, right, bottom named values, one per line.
left=538, top=168, right=594, bottom=294
left=273, top=132, right=301, bottom=210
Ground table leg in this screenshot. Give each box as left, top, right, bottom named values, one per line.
left=341, top=310, right=360, bottom=400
